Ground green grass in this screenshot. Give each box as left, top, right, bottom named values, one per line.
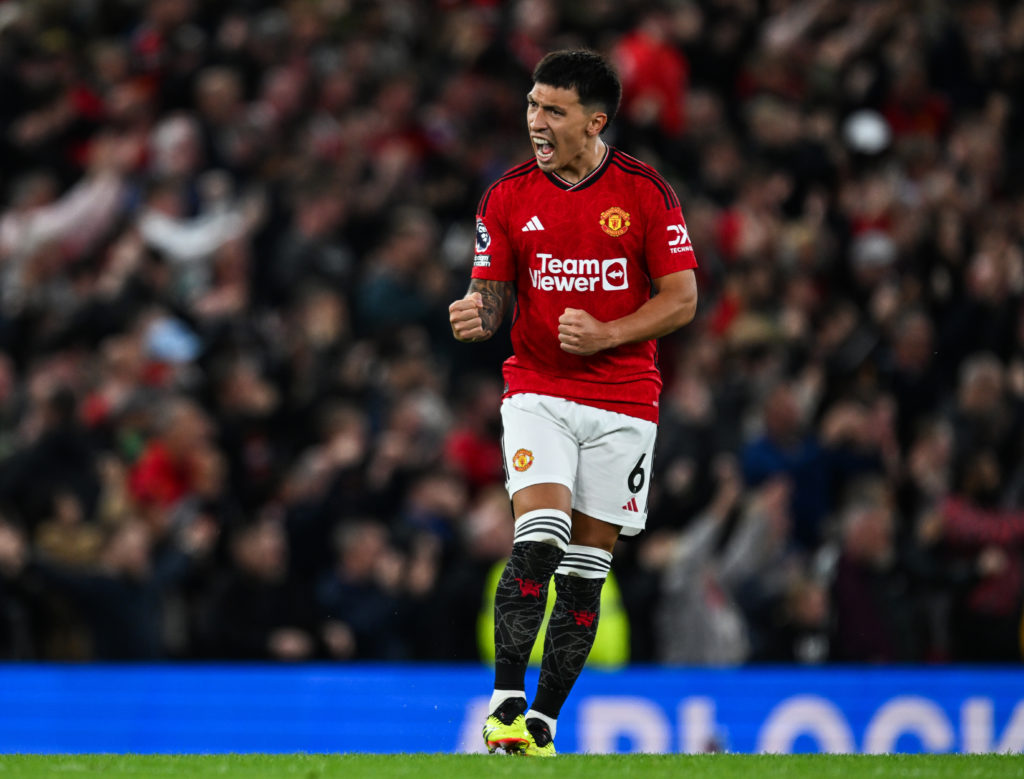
left=0, top=754, right=1022, bottom=778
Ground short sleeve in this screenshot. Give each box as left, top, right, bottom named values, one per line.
left=643, top=182, right=697, bottom=279
left=470, top=184, right=515, bottom=282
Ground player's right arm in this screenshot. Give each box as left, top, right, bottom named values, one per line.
left=449, top=278, right=514, bottom=342
left=452, top=173, right=519, bottom=343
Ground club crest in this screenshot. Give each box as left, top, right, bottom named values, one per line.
left=599, top=206, right=630, bottom=237
left=512, top=448, right=534, bottom=472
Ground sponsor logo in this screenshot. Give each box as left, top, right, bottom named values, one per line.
left=622, top=497, right=639, bottom=512
left=522, top=216, right=545, bottom=232
left=512, top=448, right=534, bottom=472
left=600, top=206, right=631, bottom=237
left=473, top=254, right=491, bottom=267
left=475, top=219, right=491, bottom=252
left=602, top=258, right=628, bottom=290
left=529, top=253, right=629, bottom=292
left=516, top=577, right=543, bottom=597
left=667, top=223, right=693, bottom=253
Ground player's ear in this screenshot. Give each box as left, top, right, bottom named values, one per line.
left=587, top=111, right=608, bottom=137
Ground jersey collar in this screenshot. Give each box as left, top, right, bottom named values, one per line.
left=544, top=144, right=612, bottom=192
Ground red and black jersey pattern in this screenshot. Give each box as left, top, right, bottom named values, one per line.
left=471, top=146, right=697, bottom=423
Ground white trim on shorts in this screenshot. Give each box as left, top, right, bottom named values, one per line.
left=499, top=393, right=657, bottom=536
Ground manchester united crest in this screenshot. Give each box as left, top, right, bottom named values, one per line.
left=512, top=448, right=534, bottom=472
left=599, top=206, right=631, bottom=237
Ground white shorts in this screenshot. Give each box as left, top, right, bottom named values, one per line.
left=500, top=393, right=657, bottom=536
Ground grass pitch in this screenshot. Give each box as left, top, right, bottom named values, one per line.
left=0, top=753, right=1022, bottom=778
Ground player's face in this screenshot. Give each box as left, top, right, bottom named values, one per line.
left=527, top=83, right=604, bottom=181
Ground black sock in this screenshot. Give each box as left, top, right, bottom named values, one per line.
left=493, top=541, right=564, bottom=691
left=532, top=573, right=604, bottom=719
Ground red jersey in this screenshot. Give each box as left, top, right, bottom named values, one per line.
left=471, top=146, right=697, bottom=423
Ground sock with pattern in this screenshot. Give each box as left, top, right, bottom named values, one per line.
left=492, top=536, right=566, bottom=692
left=531, top=545, right=611, bottom=723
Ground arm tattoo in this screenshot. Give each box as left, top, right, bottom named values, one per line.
left=468, top=278, right=513, bottom=337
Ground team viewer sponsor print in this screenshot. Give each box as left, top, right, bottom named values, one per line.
left=529, top=254, right=629, bottom=292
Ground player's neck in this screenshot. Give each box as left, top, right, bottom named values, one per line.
left=556, top=139, right=607, bottom=185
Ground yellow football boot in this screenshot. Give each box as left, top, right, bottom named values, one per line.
left=482, top=698, right=528, bottom=754
left=522, top=718, right=556, bottom=757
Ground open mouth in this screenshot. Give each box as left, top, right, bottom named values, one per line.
left=532, top=136, right=554, bottom=163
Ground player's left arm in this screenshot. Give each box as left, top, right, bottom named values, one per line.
left=557, top=269, right=697, bottom=356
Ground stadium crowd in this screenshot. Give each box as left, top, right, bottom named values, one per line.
left=0, top=0, right=1023, bottom=665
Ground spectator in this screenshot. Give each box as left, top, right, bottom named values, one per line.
left=316, top=519, right=406, bottom=660
left=442, top=374, right=505, bottom=493
left=0, top=514, right=32, bottom=658
left=754, top=571, right=831, bottom=664
left=422, top=485, right=514, bottom=661
left=741, top=378, right=829, bottom=549
left=951, top=353, right=1024, bottom=483
left=128, top=395, right=213, bottom=516
left=136, top=174, right=254, bottom=300
left=12, top=517, right=212, bottom=660
left=830, top=486, right=926, bottom=663
left=0, top=134, right=134, bottom=267
left=0, top=382, right=101, bottom=534
left=880, top=308, right=941, bottom=451
left=355, top=206, right=447, bottom=340
left=651, top=464, right=790, bottom=666
left=939, top=451, right=1024, bottom=662
left=612, top=6, right=690, bottom=140
left=265, top=181, right=353, bottom=309
left=200, top=513, right=324, bottom=660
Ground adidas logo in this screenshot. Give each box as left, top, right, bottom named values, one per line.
left=622, top=497, right=639, bottom=512
left=521, top=216, right=545, bottom=232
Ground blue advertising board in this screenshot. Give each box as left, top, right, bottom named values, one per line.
left=0, top=664, right=1021, bottom=754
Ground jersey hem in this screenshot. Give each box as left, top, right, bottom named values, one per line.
left=570, top=502, right=646, bottom=535
left=506, top=474, right=574, bottom=496
left=502, top=388, right=659, bottom=424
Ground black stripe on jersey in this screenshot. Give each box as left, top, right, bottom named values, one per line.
left=479, top=160, right=537, bottom=216
left=612, top=149, right=680, bottom=207
left=610, top=150, right=680, bottom=210
left=610, top=159, right=673, bottom=210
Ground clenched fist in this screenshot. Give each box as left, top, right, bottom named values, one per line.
left=558, top=308, right=615, bottom=355
left=449, top=293, right=487, bottom=342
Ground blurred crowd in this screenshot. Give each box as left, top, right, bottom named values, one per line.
left=0, top=0, right=1023, bottom=665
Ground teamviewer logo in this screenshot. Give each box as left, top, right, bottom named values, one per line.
left=601, top=258, right=628, bottom=291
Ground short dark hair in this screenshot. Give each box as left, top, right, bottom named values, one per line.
left=532, top=49, right=621, bottom=128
